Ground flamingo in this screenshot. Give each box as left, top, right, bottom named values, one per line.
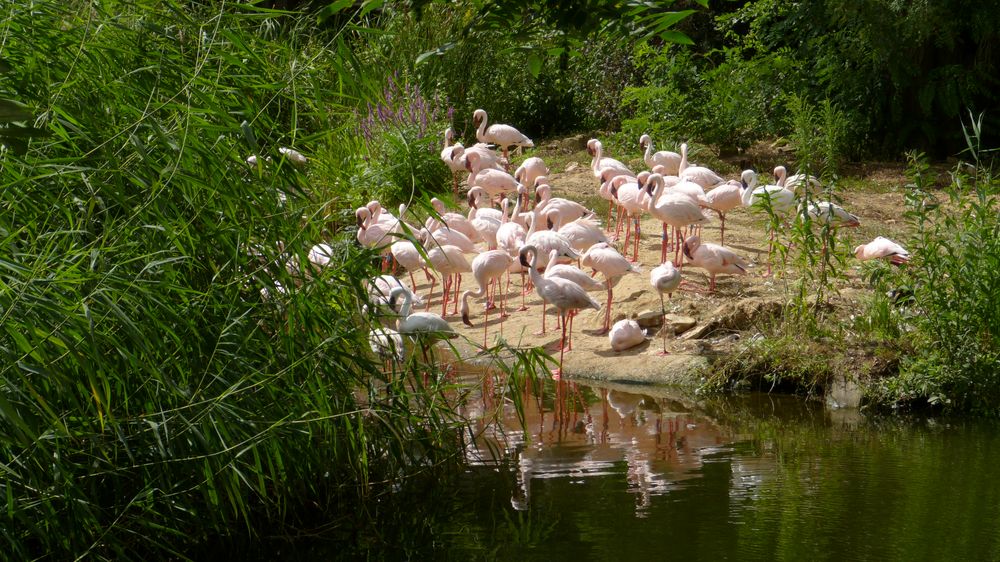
left=581, top=242, right=642, bottom=334
left=519, top=245, right=601, bottom=379
left=390, top=239, right=434, bottom=290
left=356, top=207, right=393, bottom=270
left=543, top=249, right=605, bottom=348
left=741, top=169, right=798, bottom=276
left=425, top=197, right=480, bottom=242
left=642, top=172, right=710, bottom=266
left=514, top=156, right=549, bottom=208
left=534, top=180, right=594, bottom=223
left=467, top=186, right=504, bottom=221
left=426, top=244, right=472, bottom=317
left=589, top=138, right=633, bottom=181
left=278, top=147, right=308, bottom=167
left=802, top=200, right=861, bottom=228
left=854, top=237, right=910, bottom=265
left=609, top=319, right=646, bottom=351
left=678, top=143, right=725, bottom=189
left=639, top=134, right=681, bottom=175
left=368, top=274, right=424, bottom=314
left=389, top=286, right=456, bottom=374
left=461, top=144, right=505, bottom=178
left=461, top=249, right=515, bottom=348
left=682, top=235, right=748, bottom=292
left=703, top=179, right=744, bottom=246
left=473, top=109, right=534, bottom=167
left=440, top=128, right=467, bottom=198
left=369, top=326, right=404, bottom=368
left=496, top=198, right=529, bottom=310
left=650, top=262, right=682, bottom=355
left=609, top=172, right=650, bottom=261
left=467, top=165, right=521, bottom=201
left=544, top=207, right=608, bottom=254
left=421, top=225, right=478, bottom=254
left=774, top=165, right=823, bottom=196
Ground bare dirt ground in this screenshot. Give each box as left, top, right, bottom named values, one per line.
left=414, top=139, right=944, bottom=385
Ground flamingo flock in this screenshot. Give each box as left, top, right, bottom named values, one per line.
left=269, top=115, right=909, bottom=379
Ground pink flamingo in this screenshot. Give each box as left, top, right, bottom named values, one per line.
left=678, top=143, right=725, bottom=189
left=427, top=244, right=472, bottom=317
left=609, top=172, right=651, bottom=261
left=650, top=262, right=682, bottom=355
left=544, top=249, right=605, bottom=349
left=639, top=134, right=681, bottom=175
left=854, top=237, right=910, bottom=265
left=544, top=207, right=608, bottom=254
left=473, top=109, right=533, bottom=168
left=581, top=242, right=642, bottom=334
left=467, top=164, right=520, bottom=202
left=514, top=156, right=549, bottom=208
left=682, top=235, right=748, bottom=292
left=519, top=245, right=601, bottom=379
left=588, top=138, right=633, bottom=180
left=774, top=165, right=823, bottom=196
left=495, top=198, right=529, bottom=311
left=440, top=127, right=467, bottom=198
left=390, top=239, right=433, bottom=290
left=703, top=179, right=744, bottom=246
left=534, top=180, right=594, bottom=223
left=642, top=172, right=710, bottom=266
left=461, top=249, right=515, bottom=348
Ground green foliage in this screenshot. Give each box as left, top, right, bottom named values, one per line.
left=0, top=2, right=544, bottom=558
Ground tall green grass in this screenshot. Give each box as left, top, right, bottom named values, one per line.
left=0, top=2, right=544, bottom=557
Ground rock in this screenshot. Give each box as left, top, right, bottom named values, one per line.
left=564, top=162, right=579, bottom=172
left=556, top=134, right=588, bottom=152
left=681, top=297, right=784, bottom=340
left=663, top=314, right=697, bottom=334
left=635, top=310, right=663, bottom=328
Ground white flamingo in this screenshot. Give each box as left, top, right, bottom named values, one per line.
left=639, top=134, right=681, bottom=175
left=519, top=245, right=600, bottom=379
left=389, top=286, right=456, bottom=372
left=774, top=165, right=823, bottom=196
left=682, top=235, right=748, bottom=292
left=703, top=179, right=744, bottom=246
left=650, top=262, right=682, bottom=355
left=741, top=169, right=798, bottom=276
left=609, top=319, right=646, bottom=352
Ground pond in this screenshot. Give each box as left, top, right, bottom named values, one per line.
left=436, top=375, right=1000, bottom=561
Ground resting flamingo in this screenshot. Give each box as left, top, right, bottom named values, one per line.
left=682, top=235, right=748, bottom=292
left=461, top=249, right=515, bottom=348
left=650, top=262, right=682, bottom=355
left=581, top=242, right=641, bottom=334
left=519, top=245, right=600, bottom=379
left=609, top=319, right=645, bottom=352
left=854, top=237, right=910, bottom=265
left=473, top=109, right=534, bottom=168
left=639, top=134, right=681, bottom=175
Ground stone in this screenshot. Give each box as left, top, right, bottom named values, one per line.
left=663, top=314, right=697, bottom=334
left=681, top=297, right=784, bottom=340
left=564, top=162, right=579, bottom=172
left=635, top=310, right=663, bottom=328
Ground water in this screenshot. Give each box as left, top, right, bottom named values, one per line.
left=442, top=377, right=1000, bottom=561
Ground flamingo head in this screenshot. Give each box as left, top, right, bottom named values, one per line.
left=355, top=207, right=369, bottom=229
left=639, top=134, right=651, bottom=149
left=587, top=139, right=598, bottom=156
left=473, top=109, right=486, bottom=127
left=683, top=235, right=700, bottom=261
left=740, top=169, right=757, bottom=190
left=518, top=245, right=536, bottom=268
left=534, top=175, right=548, bottom=188
left=773, top=165, right=787, bottom=183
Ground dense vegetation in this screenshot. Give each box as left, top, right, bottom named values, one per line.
left=2, top=0, right=999, bottom=557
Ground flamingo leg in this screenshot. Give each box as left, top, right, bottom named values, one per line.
left=553, top=312, right=568, bottom=379
left=657, top=293, right=671, bottom=356
left=453, top=274, right=462, bottom=316
left=719, top=212, right=726, bottom=246
left=661, top=222, right=668, bottom=265
left=440, top=275, right=450, bottom=316
left=632, top=216, right=640, bottom=262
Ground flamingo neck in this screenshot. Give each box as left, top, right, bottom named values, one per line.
left=644, top=141, right=654, bottom=166
left=476, top=114, right=488, bottom=142
left=679, top=143, right=688, bottom=173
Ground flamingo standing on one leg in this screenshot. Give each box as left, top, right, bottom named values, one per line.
left=461, top=250, right=514, bottom=348
left=581, top=242, right=642, bottom=334
left=519, top=245, right=600, bottom=379
left=650, top=262, right=682, bottom=355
